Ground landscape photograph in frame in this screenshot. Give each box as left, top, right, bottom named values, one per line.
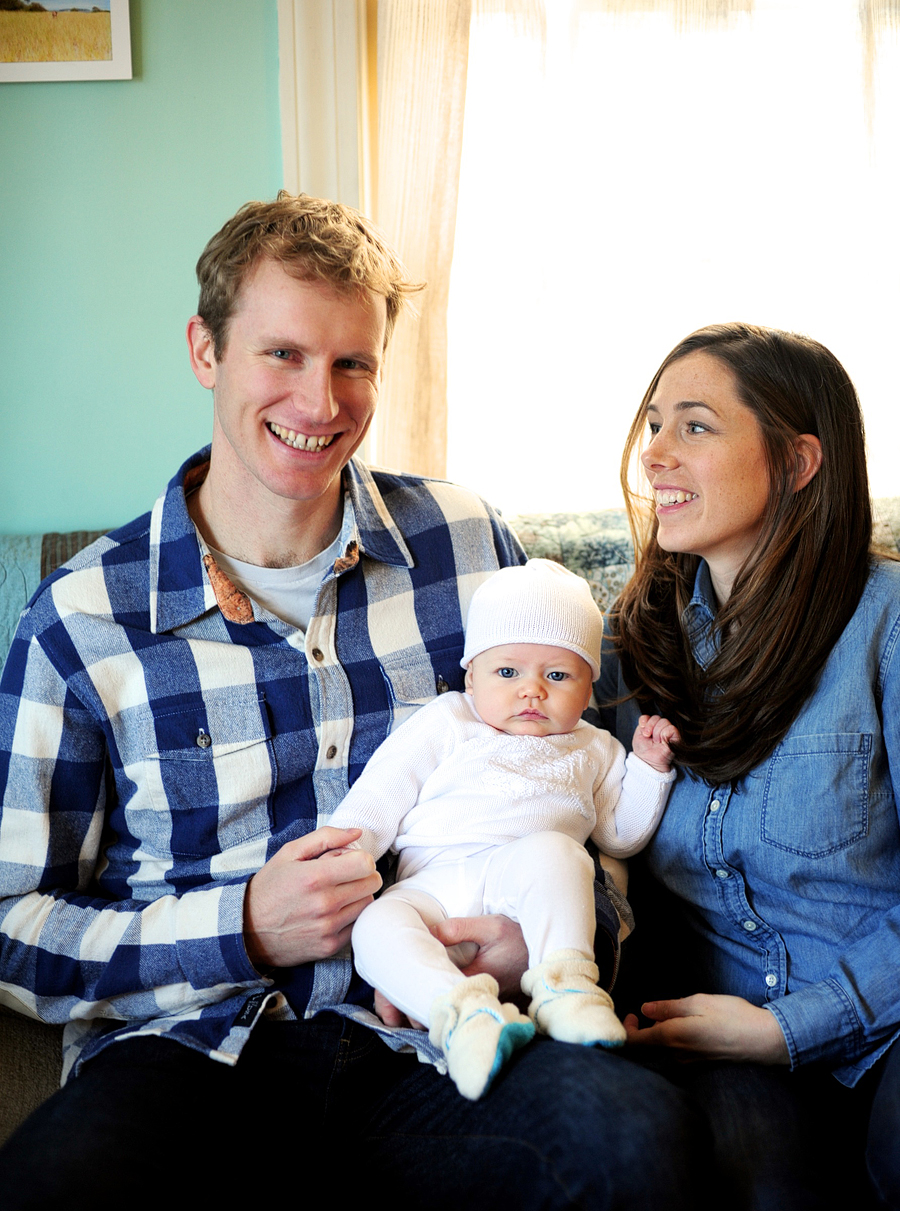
left=0, top=0, right=132, bottom=82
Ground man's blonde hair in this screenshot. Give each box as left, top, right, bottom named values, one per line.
left=195, top=191, right=422, bottom=356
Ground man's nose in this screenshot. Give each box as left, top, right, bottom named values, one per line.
left=294, top=365, right=339, bottom=424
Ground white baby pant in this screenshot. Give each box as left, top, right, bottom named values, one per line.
left=351, top=830, right=596, bottom=1025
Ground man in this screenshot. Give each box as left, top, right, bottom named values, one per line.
left=0, top=194, right=696, bottom=1208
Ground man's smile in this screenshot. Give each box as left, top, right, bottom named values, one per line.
left=267, top=421, right=335, bottom=451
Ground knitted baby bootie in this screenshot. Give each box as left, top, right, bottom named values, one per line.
left=521, top=949, right=626, bottom=1048
left=429, top=973, right=535, bottom=1101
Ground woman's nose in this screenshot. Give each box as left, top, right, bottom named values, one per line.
left=641, top=430, right=677, bottom=471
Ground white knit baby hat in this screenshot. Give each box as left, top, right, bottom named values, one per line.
left=460, top=559, right=603, bottom=679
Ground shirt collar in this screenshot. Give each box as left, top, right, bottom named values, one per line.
left=681, top=559, right=719, bottom=670
left=342, top=459, right=415, bottom=569
left=149, top=448, right=415, bottom=634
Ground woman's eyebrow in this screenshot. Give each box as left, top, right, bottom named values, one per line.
left=646, top=400, right=718, bottom=416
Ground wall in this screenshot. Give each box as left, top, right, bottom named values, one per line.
left=0, top=0, right=282, bottom=533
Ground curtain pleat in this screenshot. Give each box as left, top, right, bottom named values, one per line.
left=371, top=0, right=473, bottom=478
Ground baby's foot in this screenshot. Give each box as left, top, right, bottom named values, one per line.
left=521, top=949, right=626, bottom=1048
left=429, top=974, right=535, bottom=1100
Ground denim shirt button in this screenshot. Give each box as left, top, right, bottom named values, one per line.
left=743, top=920, right=757, bottom=932
left=765, top=974, right=778, bottom=987
left=710, top=799, right=721, bottom=812
left=716, top=869, right=730, bottom=879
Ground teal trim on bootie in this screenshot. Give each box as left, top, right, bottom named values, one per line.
left=488, top=1018, right=536, bottom=1086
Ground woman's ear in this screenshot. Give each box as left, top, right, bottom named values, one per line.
left=793, top=434, right=822, bottom=491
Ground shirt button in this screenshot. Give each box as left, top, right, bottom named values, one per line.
left=311, top=648, right=324, bottom=662
left=765, top=974, right=778, bottom=987
left=710, top=799, right=720, bottom=812
left=743, top=920, right=757, bottom=932
left=196, top=730, right=211, bottom=749
left=436, top=676, right=450, bottom=694
left=716, top=869, right=730, bottom=879
left=326, top=745, right=337, bottom=759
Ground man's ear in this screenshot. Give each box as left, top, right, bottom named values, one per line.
left=187, top=316, right=217, bottom=389
left=793, top=434, right=822, bottom=492
left=464, top=665, right=474, bottom=695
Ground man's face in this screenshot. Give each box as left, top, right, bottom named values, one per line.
left=190, top=258, right=387, bottom=515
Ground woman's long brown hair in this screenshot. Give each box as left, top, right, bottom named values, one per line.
left=612, top=323, right=873, bottom=785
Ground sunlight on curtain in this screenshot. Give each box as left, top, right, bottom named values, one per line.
left=446, top=0, right=900, bottom=514
left=370, top=0, right=471, bottom=478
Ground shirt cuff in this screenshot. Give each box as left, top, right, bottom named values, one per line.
left=175, top=878, right=264, bottom=990
left=625, top=751, right=677, bottom=784
left=764, top=977, right=861, bottom=1069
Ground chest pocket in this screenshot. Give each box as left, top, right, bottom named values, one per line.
left=141, top=693, right=275, bottom=858
left=761, top=732, right=871, bottom=858
left=381, top=646, right=464, bottom=730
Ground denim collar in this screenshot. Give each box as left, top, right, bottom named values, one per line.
left=681, top=560, right=719, bottom=671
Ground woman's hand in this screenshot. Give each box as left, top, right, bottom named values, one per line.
left=623, top=993, right=790, bottom=1064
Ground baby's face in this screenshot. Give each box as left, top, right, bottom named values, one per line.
left=464, top=643, right=594, bottom=737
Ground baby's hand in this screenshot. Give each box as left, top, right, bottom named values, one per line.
left=632, top=714, right=680, bottom=773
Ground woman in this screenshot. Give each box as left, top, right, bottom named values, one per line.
left=597, top=323, right=900, bottom=1208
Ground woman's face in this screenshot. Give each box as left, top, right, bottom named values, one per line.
left=641, top=351, right=770, bottom=601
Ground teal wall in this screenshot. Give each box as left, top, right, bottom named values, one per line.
left=0, top=0, right=282, bottom=532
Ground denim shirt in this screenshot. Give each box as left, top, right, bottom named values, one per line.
left=598, top=558, right=900, bottom=1087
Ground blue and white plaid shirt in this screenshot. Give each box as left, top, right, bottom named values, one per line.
left=0, top=448, right=527, bottom=1078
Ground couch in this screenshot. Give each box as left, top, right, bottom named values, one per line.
left=2, top=499, right=899, bottom=1143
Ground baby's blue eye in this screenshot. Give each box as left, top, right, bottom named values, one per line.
left=547, top=671, right=568, bottom=682
left=497, top=667, right=516, bottom=679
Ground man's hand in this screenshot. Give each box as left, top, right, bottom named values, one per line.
left=243, top=827, right=381, bottom=969
left=372, top=915, right=530, bottom=1028
left=431, top=914, right=529, bottom=1000
left=624, top=993, right=790, bottom=1064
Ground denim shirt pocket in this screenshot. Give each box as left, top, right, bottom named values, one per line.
left=761, top=732, right=871, bottom=858
left=141, top=693, right=275, bottom=858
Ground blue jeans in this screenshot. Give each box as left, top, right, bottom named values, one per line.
left=655, top=1052, right=892, bottom=1211
left=0, top=1014, right=703, bottom=1210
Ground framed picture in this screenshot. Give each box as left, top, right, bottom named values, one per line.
left=0, top=0, right=132, bottom=83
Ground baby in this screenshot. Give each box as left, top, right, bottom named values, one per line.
left=329, top=559, right=678, bottom=1099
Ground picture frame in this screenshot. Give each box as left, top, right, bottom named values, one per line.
left=0, top=0, right=132, bottom=83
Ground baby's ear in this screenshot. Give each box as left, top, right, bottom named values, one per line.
left=464, top=665, right=474, bottom=694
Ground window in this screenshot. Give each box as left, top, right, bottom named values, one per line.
left=447, top=0, right=900, bottom=514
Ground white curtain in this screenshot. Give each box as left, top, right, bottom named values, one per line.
left=369, top=0, right=473, bottom=478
